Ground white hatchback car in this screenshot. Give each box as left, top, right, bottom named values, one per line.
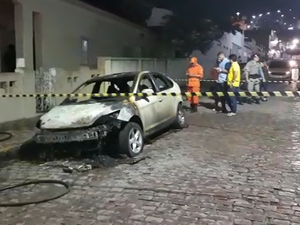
left=35, top=71, right=186, bottom=158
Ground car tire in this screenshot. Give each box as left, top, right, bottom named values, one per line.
left=173, top=104, right=186, bottom=129
left=119, top=122, right=144, bottom=158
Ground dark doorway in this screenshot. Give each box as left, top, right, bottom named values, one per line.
left=32, top=11, right=42, bottom=70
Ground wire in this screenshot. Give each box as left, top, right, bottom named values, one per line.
left=0, top=180, right=71, bottom=207
left=0, top=131, right=12, bottom=142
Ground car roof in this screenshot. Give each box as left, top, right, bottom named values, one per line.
left=86, top=71, right=142, bottom=84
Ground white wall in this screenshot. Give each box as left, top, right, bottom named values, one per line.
left=17, top=0, right=167, bottom=71
left=191, top=31, right=245, bottom=78
left=97, top=57, right=188, bottom=80
left=0, top=71, right=36, bottom=123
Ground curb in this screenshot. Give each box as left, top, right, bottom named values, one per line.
left=0, top=144, right=20, bottom=161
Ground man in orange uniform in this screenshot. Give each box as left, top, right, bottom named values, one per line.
left=186, top=57, right=203, bottom=112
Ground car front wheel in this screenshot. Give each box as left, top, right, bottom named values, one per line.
left=119, top=122, right=144, bottom=157
left=173, top=104, right=186, bottom=129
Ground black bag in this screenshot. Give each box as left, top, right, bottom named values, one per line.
left=240, top=81, right=247, bottom=90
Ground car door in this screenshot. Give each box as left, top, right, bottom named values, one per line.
left=150, top=72, right=176, bottom=123
left=133, top=73, right=161, bottom=132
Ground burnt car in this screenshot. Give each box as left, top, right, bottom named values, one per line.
left=35, top=71, right=185, bottom=158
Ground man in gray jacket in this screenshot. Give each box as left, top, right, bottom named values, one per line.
left=244, top=54, right=265, bottom=104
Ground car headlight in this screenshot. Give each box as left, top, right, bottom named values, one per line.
left=286, top=71, right=291, bottom=75
left=93, top=111, right=120, bottom=126
left=289, top=60, right=297, bottom=67
left=109, top=111, right=119, bottom=119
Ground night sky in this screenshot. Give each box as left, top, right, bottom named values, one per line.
left=81, top=0, right=300, bottom=31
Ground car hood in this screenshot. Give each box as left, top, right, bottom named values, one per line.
left=269, top=68, right=290, bottom=73
left=39, top=102, right=123, bottom=129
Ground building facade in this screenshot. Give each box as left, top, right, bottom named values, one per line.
left=0, top=0, right=169, bottom=72
left=191, top=31, right=246, bottom=78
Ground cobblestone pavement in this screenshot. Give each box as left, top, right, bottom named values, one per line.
left=1, top=86, right=300, bottom=224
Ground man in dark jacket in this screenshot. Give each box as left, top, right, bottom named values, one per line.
left=260, top=59, right=269, bottom=101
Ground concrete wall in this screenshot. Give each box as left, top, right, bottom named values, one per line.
left=97, top=57, right=188, bottom=79
left=0, top=56, right=187, bottom=122
left=0, top=71, right=36, bottom=123
left=16, top=0, right=170, bottom=71
left=191, top=31, right=245, bottom=79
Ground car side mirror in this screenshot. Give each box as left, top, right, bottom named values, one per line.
left=141, top=88, right=154, bottom=94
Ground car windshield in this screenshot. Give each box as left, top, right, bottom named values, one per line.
left=61, top=75, right=136, bottom=105
left=269, top=61, right=289, bottom=68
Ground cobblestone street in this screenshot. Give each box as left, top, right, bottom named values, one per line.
left=1, top=93, right=300, bottom=224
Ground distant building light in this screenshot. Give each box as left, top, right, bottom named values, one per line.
left=267, top=12, right=270, bottom=15
left=288, top=27, right=294, bottom=30
left=277, top=10, right=280, bottom=13
left=252, top=15, right=256, bottom=19
left=281, top=15, right=284, bottom=17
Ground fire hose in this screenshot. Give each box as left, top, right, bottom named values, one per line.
left=0, top=131, right=13, bottom=142
left=0, top=180, right=71, bottom=207
left=0, top=132, right=71, bottom=207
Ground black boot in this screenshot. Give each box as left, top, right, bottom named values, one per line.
left=190, top=105, right=197, bottom=113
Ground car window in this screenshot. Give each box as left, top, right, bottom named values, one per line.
left=152, top=73, right=171, bottom=91
left=138, top=75, right=155, bottom=92
left=62, top=75, right=136, bottom=105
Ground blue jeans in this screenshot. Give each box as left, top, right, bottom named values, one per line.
left=227, top=86, right=238, bottom=113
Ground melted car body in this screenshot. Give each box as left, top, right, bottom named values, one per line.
left=34, top=71, right=185, bottom=158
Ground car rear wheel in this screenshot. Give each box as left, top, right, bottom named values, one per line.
left=173, top=104, right=186, bottom=129
left=119, top=122, right=144, bottom=157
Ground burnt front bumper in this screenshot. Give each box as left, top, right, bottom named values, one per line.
left=35, top=127, right=107, bottom=144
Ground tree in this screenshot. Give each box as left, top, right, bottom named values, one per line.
left=157, top=1, right=239, bottom=57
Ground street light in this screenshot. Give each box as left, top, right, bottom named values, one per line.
left=277, top=10, right=280, bottom=13
left=281, top=15, right=284, bottom=17
left=267, top=12, right=270, bottom=15
left=236, top=12, right=240, bottom=16
left=252, top=15, right=256, bottom=19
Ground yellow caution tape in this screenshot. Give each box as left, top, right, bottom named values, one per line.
left=1, top=91, right=300, bottom=98
left=174, top=79, right=300, bottom=83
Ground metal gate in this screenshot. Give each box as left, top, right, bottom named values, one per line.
left=35, top=68, right=56, bottom=113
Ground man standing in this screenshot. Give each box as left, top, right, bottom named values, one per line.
left=227, top=54, right=241, bottom=117
left=186, top=57, right=203, bottom=112
left=260, top=59, right=269, bottom=102
left=214, top=52, right=230, bottom=113
left=244, top=54, right=265, bottom=104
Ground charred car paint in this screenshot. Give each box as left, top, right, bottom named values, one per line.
left=34, top=71, right=184, bottom=158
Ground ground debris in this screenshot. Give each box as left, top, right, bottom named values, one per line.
left=39, top=154, right=151, bottom=173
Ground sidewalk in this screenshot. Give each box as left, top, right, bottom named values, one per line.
left=0, top=117, right=39, bottom=160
